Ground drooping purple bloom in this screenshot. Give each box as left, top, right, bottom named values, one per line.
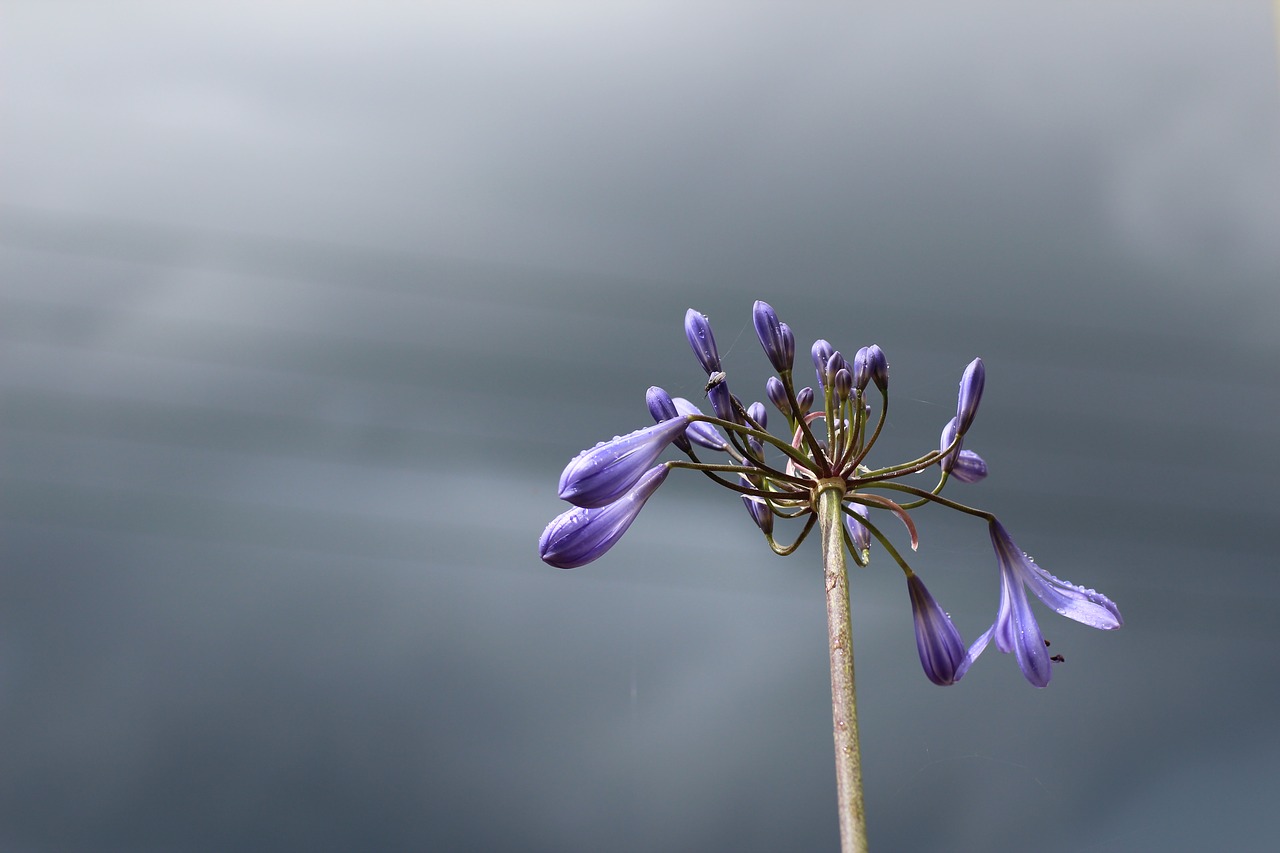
left=558, top=417, right=691, bottom=507
left=956, top=358, right=985, bottom=435
left=753, top=300, right=795, bottom=373
left=540, top=465, right=669, bottom=568
left=950, top=450, right=988, bottom=484
left=961, top=520, right=1123, bottom=687
left=907, top=574, right=967, bottom=686
left=672, top=397, right=729, bottom=451
left=938, top=417, right=962, bottom=474
left=685, top=309, right=722, bottom=375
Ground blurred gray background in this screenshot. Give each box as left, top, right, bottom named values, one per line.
left=3, top=2, right=1278, bottom=851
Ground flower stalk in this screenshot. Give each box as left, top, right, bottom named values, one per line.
left=818, top=479, right=867, bottom=853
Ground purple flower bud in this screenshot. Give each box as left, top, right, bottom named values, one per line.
left=539, top=465, right=669, bottom=568
left=685, top=309, right=722, bottom=375
left=672, top=397, right=729, bottom=451
left=939, top=417, right=962, bottom=474
left=740, top=477, right=774, bottom=536
left=951, top=450, right=988, bottom=483
left=811, top=340, right=834, bottom=389
left=646, top=386, right=689, bottom=452
left=852, top=347, right=872, bottom=392
left=558, top=417, right=691, bottom=507
left=765, top=376, right=791, bottom=419
left=706, top=379, right=736, bottom=422
left=752, top=300, right=794, bottom=373
left=825, top=351, right=846, bottom=389
left=867, top=345, right=889, bottom=392
left=796, top=386, right=815, bottom=416
left=834, top=367, right=852, bottom=401
left=844, top=502, right=870, bottom=559
left=747, top=401, right=767, bottom=430
left=956, top=357, right=985, bottom=435
left=907, top=573, right=967, bottom=686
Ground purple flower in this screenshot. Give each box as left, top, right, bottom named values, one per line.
left=907, top=573, right=967, bottom=686
left=645, top=386, right=689, bottom=452
left=961, top=520, right=1123, bottom=687
left=540, top=465, right=669, bottom=568
left=950, top=450, right=988, bottom=483
left=753, top=300, right=795, bottom=372
left=558, top=417, right=691, bottom=507
left=685, top=309, right=722, bottom=374
left=852, top=347, right=872, bottom=392
left=795, top=386, right=815, bottom=416
left=956, top=358, right=985, bottom=435
left=672, top=397, right=729, bottom=451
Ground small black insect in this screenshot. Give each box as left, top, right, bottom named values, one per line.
left=1050, top=654, right=1065, bottom=663
left=704, top=371, right=727, bottom=393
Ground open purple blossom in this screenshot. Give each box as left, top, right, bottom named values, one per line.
left=959, top=520, right=1123, bottom=687
left=540, top=301, right=1122, bottom=689
left=540, top=465, right=670, bottom=569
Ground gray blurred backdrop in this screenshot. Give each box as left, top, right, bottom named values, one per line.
left=3, top=3, right=1278, bottom=851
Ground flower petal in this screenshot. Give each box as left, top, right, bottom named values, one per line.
left=539, top=465, right=669, bottom=568
left=907, top=574, right=967, bottom=686
left=990, top=521, right=1123, bottom=630
left=558, top=418, right=690, bottom=507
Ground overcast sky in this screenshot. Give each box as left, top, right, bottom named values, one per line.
left=3, top=3, right=1279, bottom=851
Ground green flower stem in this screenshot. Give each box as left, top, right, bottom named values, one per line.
left=816, top=480, right=868, bottom=853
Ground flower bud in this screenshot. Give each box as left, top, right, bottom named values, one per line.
left=866, top=345, right=889, bottom=392
left=646, top=386, right=689, bottom=452
left=951, top=450, right=988, bottom=483
left=765, top=376, right=791, bottom=419
left=684, top=309, right=722, bottom=374
left=796, top=386, right=815, bottom=416
left=852, top=347, right=872, bottom=392
left=834, top=367, right=852, bottom=402
left=956, top=357, right=985, bottom=435
left=540, top=465, right=669, bottom=568
left=907, top=573, right=967, bottom=686
left=740, top=476, right=774, bottom=536
left=844, top=502, right=871, bottom=560
left=672, top=397, right=729, bottom=451
left=746, top=401, right=767, bottom=430
left=811, top=340, right=835, bottom=389
left=559, top=417, right=691, bottom=507
left=752, top=301, right=794, bottom=373
left=939, top=416, right=962, bottom=474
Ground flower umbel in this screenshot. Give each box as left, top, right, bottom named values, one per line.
left=538, top=300, right=1125, bottom=852
left=540, top=301, right=1123, bottom=685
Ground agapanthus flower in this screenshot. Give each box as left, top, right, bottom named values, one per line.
left=539, top=301, right=1122, bottom=688
left=959, top=520, right=1124, bottom=687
